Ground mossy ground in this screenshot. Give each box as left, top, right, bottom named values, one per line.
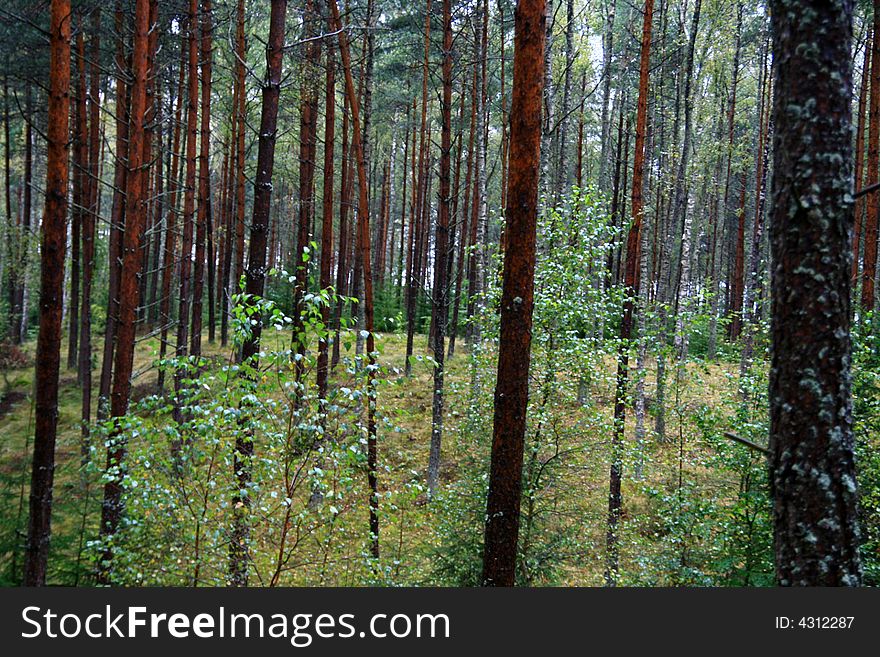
left=0, top=328, right=746, bottom=586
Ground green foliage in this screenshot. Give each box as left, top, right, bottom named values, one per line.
left=84, top=272, right=401, bottom=585
left=853, top=314, right=880, bottom=585
left=430, top=187, right=621, bottom=585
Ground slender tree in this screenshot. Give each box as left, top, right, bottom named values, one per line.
left=191, top=0, right=214, bottom=355
left=862, top=0, right=880, bottom=312
left=427, top=0, right=453, bottom=498
left=328, top=0, right=380, bottom=560
left=607, top=0, right=653, bottom=587
left=96, top=0, right=151, bottom=585
left=230, top=0, right=287, bottom=586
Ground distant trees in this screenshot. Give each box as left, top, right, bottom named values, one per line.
left=768, top=0, right=862, bottom=585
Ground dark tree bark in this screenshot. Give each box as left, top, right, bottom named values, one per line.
left=67, top=26, right=86, bottom=372
left=481, top=0, right=546, bottom=587
left=231, top=0, right=287, bottom=586
left=191, top=0, right=214, bottom=356
left=427, top=0, right=453, bottom=498
left=768, top=0, right=862, bottom=586
left=293, top=0, right=320, bottom=370
left=80, top=7, right=102, bottom=443
left=24, top=0, right=71, bottom=587
left=405, top=0, right=431, bottom=377
left=862, top=1, right=880, bottom=311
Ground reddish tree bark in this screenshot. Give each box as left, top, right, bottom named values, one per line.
left=98, top=3, right=130, bottom=419
left=329, top=0, right=380, bottom=560
left=96, top=0, right=151, bottom=585
left=481, top=0, right=546, bottom=587
left=24, top=0, right=71, bottom=587
left=173, top=0, right=200, bottom=414
left=232, top=0, right=247, bottom=322
left=607, top=0, right=653, bottom=587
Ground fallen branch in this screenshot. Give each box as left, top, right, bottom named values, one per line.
left=723, top=431, right=770, bottom=456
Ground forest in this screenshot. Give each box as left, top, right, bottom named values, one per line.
left=0, top=0, right=875, bottom=587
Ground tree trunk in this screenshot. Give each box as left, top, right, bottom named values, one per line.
left=481, top=0, right=545, bottom=587
left=427, top=0, right=453, bottom=499
left=191, top=0, right=214, bottom=356
left=157, top=35, right=188, bottom=393
left=607, top=0, right=653, bottom=587
left=79, top=7, right=101, bottom=443
left=24, top=0, right=71, bottom=587
left=231, top=0, right=287, bottom=587
left=862, top=1, right=880, bottom=311
left=329, top=0, right=380, bottom=561
left=317, top=41, right=336, bottom=402
left=96, top=0, right=151, bottom=585
left=67, top=26, right=86, bottom=372
left=768, top=0, right=861, bottom=586
left=98, top=3, right=130, bottom=419
left=173, top=0, right=200, bottom=416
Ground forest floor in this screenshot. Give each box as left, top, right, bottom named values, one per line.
left=0, top=328, right=749, bottom=586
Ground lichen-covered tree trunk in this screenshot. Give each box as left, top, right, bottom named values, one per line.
left=768, top=0, right=861, bottom=586
left=481, top=0, right=545, bottom=587
left=24, top=0, right=71, bottom=587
